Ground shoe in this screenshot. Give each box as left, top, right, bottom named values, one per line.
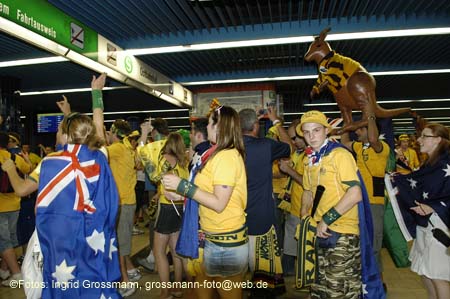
left=118, top=285, right=136, bottom=297
left=0, top=269, right=10, bottom=280
left=132, top=227, right=144, bottom=235
left=137, top=257, right=154, bottom=272
left=1, top=273, right=22, bottom=287
left=127, top=269, right=142, bottom=282
left=17, top=255, right=24, bottom=266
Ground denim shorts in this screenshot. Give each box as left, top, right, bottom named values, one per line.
left=203, top=239, right=249, bottom=277
left=0, top=211, right=19, bottom=252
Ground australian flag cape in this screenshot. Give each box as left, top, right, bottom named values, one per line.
left=325, top=141, right=385, bottom=299
left=35, top=144, right=121, bottom=299
left=385, top=151, right=450, bottom=241
left=176, top=144, right=215, bottom=258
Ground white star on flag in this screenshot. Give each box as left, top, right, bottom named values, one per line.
left=443, top=164, right=450, bottom=177
left=423, top=192, right=429, bottom=200
left=407, top=178, right=418, bottom=189
left=362, top=283, right=368, bottom=295
left=86, top=229, right=105, bottom=255
left=52, top=259, right=76, bottom=284
left=100, top=294, right=112, bottom=299
left=109, top=238, right=118, bottom=260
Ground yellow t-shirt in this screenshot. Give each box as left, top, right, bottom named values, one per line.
left=289, top=151, right=305, bottom=217
left=352, top=141, right=389, bottom=205
left=303, top=147, right=360, bottom=235
left=272, top=162, right=287, bottom=195
left=137, top=140, right=166, bottom=182
left=396, top=147, right=420, bottom=175
left=157, top=162, right=189, bottom=205
left=28, top=152, right=42, bottom=169
left=196, top=149, right=247, bottom=233
left=107, top=142, right=137, bottom=205
left=0, top=150, right=32, bottom=212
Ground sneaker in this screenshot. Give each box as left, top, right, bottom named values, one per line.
left=0, top=269, right=10, bottom=280
left=127, top=269, right=142, bottom=282
left=137, top=257, right=155, bottom=272
left=1, top=273, right=22, bottom=287
left=17, top=255, right=24, bottom=266
left=118, top=285, right=136, bottom=297
left=132, top=227, right=144, bottom=235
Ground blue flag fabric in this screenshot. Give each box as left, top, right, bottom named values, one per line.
left=357, top=171, right=386, bottom=299
left=325, top=141, right=385, bottom=299
left=36, top=144, right=121, bottom=299
left=176, top=143, right=213, bottom=258
left=386, top=152, right=450, bottom=240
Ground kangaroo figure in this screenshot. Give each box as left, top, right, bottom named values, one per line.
left=305, top=28, right=411, bottom=133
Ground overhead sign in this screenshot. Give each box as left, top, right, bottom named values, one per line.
left=0, top=0, right=98, bottom=58
left=0, top=0, right=192, bottom=107
left=97, top=36, right=193, bottom=106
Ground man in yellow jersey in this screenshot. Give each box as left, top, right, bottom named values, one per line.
left=299, top=110, right=363, bottom=298
left=107, top=119, right=141, bottom=297
left=278, top=119, right=306, bottom=276
left=341, top=113, right=389, bottom=290
left=395, top=134, right=419, bottom=174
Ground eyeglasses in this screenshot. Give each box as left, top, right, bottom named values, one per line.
left=419, top=134, right=438, bottom=138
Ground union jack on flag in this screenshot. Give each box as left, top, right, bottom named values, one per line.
left=37, top=144, right=100, bottom=213
left=36, top=144, right=121, bottom=299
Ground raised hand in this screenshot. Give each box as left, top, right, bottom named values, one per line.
left=91, top=73, right=107, bottom=90
left=56, top=95, right=71, bottom=116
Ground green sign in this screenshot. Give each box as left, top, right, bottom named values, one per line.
left=124, top=56, right=133, bottom=74
left=0, top=0, right=98, bottom=59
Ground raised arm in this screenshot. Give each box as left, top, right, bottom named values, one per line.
left=267, top=106, right=294, bottom=153
left=91, top=73, right=107, bottom=142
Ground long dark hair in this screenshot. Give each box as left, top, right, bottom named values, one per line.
left=209, top=105, right=245, bottom=160
left=423, top=123, right=450, bottom=166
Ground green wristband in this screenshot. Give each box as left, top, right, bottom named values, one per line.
left=322, top=207, right=342, bottom=226
left=176, top=178, right=198, bottom=199
left=92, top=89, right=104, bottom=110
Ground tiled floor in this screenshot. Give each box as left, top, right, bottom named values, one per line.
left=0, top=228, right=429, bottom=299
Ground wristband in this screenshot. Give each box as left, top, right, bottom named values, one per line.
left=272, top=119, right=281, bottom=126
left=176, top=178, right=198, bottom=199
left=322, top=207, right=342, bottom=226
left=92, top=90, right=104, bottom=110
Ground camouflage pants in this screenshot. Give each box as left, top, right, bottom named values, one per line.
left=311, top=234, right=361, bottom=299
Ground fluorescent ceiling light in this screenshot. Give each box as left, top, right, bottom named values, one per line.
left=0, top=57, right=68, bottom=68
left=127, top=27, right=450, bottom=55
left=84, top=109, right=189, bottom=116
left=304, top=98, right=450, bottom=107
left=182, top=69, right=450, bottom=85
left=183, top=75, right=317, bottom=85
left=371, top=69, right=450, bottom=76
left=19, top=86, right=131, bottom=96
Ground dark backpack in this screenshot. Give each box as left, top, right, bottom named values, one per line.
left=0, top=153, right=16, bottom=193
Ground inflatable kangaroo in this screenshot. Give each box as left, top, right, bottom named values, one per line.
left=305, top=28, right=411, bottom=133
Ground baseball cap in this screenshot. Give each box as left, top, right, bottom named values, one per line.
left=398, top=134, right=409, bottom=141
left=296, top=110, right=331, bottom=136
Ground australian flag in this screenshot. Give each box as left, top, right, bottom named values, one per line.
left=385, top=152, right=450, bottom=241
left=36, top=144, right=121, bottom=299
